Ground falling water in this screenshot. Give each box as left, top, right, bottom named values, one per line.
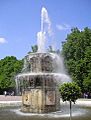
left=16, top=7, right=71, bottom=87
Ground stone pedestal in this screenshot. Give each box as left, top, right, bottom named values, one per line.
left=17, top=53, right=60, bottom=113
left=21, top=89, right=60, bottom=113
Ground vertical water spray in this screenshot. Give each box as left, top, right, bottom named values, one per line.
left=37, top=7, right=52, bottom=53
left=15, top=6, right=72, bottom=113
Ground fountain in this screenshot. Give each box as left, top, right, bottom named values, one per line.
left=16, top=53, right=60, bottom=113
left=0, top=7, right=91, bottom=120
left=16, top=7, right=71, bottom=113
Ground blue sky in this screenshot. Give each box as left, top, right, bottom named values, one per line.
left=0, top=0, right=91, bottom=59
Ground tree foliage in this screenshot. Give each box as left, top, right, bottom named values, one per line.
left=31, top=45, right=38, bottom=52
left=59, top=82, right=81, bottom=120
left=0, top=56, right=23, bottom=92
left=59, top=82, right=81, bottom=103
left=62, top=27, right=91, bottom=93
left=27, top=45, right=38, bottom=54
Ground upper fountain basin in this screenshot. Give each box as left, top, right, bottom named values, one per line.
left=22, top=52, right=60, bottom=73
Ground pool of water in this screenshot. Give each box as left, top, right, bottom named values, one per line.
left=0, top=104, right=91, bottom=120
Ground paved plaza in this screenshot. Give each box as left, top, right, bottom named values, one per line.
left=0, top=95, right=21, bottom=101
left=0, top=95, right=91, bottom=107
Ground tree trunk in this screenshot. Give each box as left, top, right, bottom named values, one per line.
left=70, top=100, right=72, bottom=120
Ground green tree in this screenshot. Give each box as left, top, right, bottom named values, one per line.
left=31, top=45, right=38, bottom=52
left=27, top=45, right=38, bottom=54
left=47, top=46, right=55, bottom=53
left=59, top=82, right=81, bottom=103
left=0, top=56, right=23, bottom=94
left=59, top=82, right=81, bottom=120
left=47, top=45, right=61, bottom=54
left=62, top=27, right=91, bottom=93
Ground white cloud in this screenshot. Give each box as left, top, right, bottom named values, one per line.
left=56, top=24, right=71, bottom=31
left=0, top=38, right=7, bottom=44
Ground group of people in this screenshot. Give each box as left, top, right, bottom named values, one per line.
left=83, top=92, right=91, bottom=99
left=4, top=91, right=14, bottom=96
left=83, top=93, right=88, bottom=98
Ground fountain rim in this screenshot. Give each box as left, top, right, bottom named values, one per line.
left=25, top=52, right=57, bottom=57
left=16, top=72, right=70, bottom=78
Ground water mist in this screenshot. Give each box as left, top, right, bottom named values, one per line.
left=16, top=6, right=71, bottom=113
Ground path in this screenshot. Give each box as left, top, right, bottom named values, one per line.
left=0, top=95, right=21, bottom=101
left=60, top=98, right=91, bottom=107
left=0, top=95, right=91, bottom=107
left=0, top=95, right=22, bottom=107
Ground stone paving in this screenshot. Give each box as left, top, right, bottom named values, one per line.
left=0, top=95, right=21, bottom=101
left=0, top=95, right=22, bottom=107
left=0, top=95, right=91, bottom=107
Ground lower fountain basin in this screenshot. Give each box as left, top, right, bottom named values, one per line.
left=0, top=100, right=91, bottom=120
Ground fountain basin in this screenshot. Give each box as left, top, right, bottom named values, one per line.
left=1, top=100, right=91, bottom=120
left=15, top=52, right=71, bottom=113
left=17, top=74, right=60, bottom=113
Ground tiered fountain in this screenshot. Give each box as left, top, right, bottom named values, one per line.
left=16, top=7, right=71, bottom=113
left=1, top=7, right=91, bottom=120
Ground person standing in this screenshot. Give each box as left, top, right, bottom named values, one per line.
left=4, top=91, right=7, bottom=96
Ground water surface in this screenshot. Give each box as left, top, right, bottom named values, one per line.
left=0, top=104, right=91, bottom=120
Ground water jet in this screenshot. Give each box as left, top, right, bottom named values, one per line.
left=16, top=7, right=71, bottom=113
